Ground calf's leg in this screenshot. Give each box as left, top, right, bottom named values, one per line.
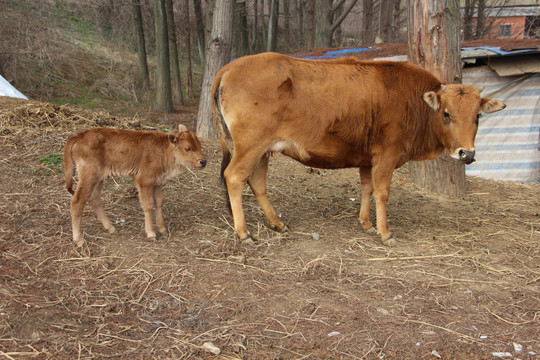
left=136, top=180, right=157, bottom=239
left=70, top=171, right=95, bottom=247
left=153, top=185, right=166, bottom=234
left=247, top=156, right=287, bottom=233
left=88, top=179, right=116, bottom=235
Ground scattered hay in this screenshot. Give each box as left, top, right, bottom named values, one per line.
left=1, top=97, right=539, bottom=359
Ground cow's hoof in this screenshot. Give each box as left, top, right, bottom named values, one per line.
left=268, top=222, right=289, bottom=233
left=364, top=226, right=378, bottom=235
left=239, top=234, right=256, bottom=246
left=382, top=236, right=398, bottom=247
left=108, top=226, right=116, bottom=235
left=74, top=237, right=84, bottom=248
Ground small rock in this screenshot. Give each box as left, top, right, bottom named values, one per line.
left=491, top=352, right=512, bottom=358
left=431, top=350, right=441, bottom=358
left=202, top=342, right=221, bottom=355
left=311, top=232, right=320, bottom=240
left=513, top=343, right=522, bottom=352
left=327, top=331, right=340, bottom=337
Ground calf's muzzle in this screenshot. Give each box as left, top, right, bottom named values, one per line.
left=459, top=149, right=476, bottom=164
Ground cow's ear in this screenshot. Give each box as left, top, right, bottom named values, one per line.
left=422, top=91, right=440, bottom=111
left=169, top=134, right=178, bottom=145
left=480, top=98, right=506, bottom=114
left=178, top=124, right=188, bottom=133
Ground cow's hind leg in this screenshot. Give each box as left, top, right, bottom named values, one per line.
left=224, top=146, right=271, bottom=243
left=88, top=179, right=116, bottom=236
left=359, top=166, right=377, bottom=235
left=248, top=156, right=287, bottom=233
left=136, top=180, right=157, bottom=240
left=153, top=185, right=166, bottom=235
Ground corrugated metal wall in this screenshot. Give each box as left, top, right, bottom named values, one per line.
left=463, top=67, right=540, bottom=183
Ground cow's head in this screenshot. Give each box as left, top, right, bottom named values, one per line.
left=170, top=124, right=207, bottom=169
left=422, top=84, right=506, bottom=164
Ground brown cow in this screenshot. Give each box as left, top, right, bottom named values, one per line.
left=212, top=52, right=506, bottom=246
left=63, top=125, right=206, bottom=247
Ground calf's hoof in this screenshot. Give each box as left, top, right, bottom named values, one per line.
left=269, top=223, right=289, bottom=233
left=73, top=236, right=84, bottom=248
left=382, top=236, right=398, bottom=247
left=107, top=226, right=116, bottom=235
left=363, top=226, right=378, bottom=235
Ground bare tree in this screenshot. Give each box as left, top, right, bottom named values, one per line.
left=192, top=0, right=206, bottom=64
left=196, top=0, right=235, bottom=138
left=267, top=0, right=279, bottom=51
left=182, top=0, right=194, bottom=99
left=165, top=0, right=184, bottom=106
left=362, top=0, right=376, bottom=44
left=153, top=0, right=173, bottom=112
left=408, top=0, right=465, bottom=197
left=132, top=0, right=150, bottom=89
left=315, top=0, right=359, bottom=48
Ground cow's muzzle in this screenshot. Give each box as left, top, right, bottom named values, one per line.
left=198, top=159, right=207, bottom=168
left=459, top=149, right=476, bottom=164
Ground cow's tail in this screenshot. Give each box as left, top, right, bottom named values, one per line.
left=212, top=71, right=233, bottom=214
left=63, top=135, right=78, bottom=195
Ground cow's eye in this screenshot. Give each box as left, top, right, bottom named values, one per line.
left=184, top=147, right=192, bottom=152
left=442, top=111, right=451, bottom=125
left=475, top=113, right=482, bottom=126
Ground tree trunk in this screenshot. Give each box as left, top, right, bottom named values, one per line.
left=408, top=0, right=465, bottom=197
left=234, top=0, right=249, bottom=57
left=132, top=0, right=150, bottom=90
left=250, top=0, right=258, bottom=53
left=362, top=0, right=375, bottom=45
left=314, top=0, right=333, bottom=48
left=153, top=0, right=173, bottom=112
left=192, top=0, right=206, bottom=65
left=165, top=0, right=184, bottom=106
left=304, top=0, right=314, bottom=49
left=196, top=0, right=235, bottom=138
left=267, top=0, right=279, bottom=51
left=475, top=0, right=486, bottom=39
left=182, top=0, right=194, bottom=99
left=380, top=0, right=394, bottom=43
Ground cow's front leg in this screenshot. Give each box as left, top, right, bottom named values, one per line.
left=358, top=166, right=376, bottom=234
left=371, top=161, right=398, bottom=246
left=153, top=185, right=166, bottom=234
left=248, top=156, right=288, bottom=233
left=136, top=180, right=157, bottom=240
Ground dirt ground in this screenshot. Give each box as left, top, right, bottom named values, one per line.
left=0, top=96, right=539, bottom=359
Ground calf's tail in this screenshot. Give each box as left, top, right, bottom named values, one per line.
left=63, top=135, right=77, bottom=195
left=211, top=71, right=233, bottom=214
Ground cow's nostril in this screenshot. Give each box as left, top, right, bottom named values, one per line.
left=199, top=159, right=207, bottom=168
left=459, top=149, right=475, bottom=164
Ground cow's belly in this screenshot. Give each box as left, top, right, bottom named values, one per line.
left=269, top=139, right=371, bottom=169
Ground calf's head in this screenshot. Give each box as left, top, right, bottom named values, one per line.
left=170, top=124, right=206, bottom=169
left=422, top=84, right=506, bottom=164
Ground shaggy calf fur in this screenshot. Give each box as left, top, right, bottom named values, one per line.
left=63, top=125, right=206, bottom=247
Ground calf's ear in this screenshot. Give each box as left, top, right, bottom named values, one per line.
left=480, top=98, right=506, bottom=114
left=178, top=124, right=188, bottom=133
left=169, top=134, right=178, bottom=145
left=422, top=91, right=440, bottom=111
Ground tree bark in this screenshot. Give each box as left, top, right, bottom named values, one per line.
left=192, top=0, right=206, bottom=65
left=267, top=0, right=279, bottom=51
left=182, top=0, right=194, bottom=99
left=196, top=0, right=235, bottom=138
left=165, top=0, right=184, bottom=106
left=153, top=0, right=173, bottom=112
left=408, top=0, right=465, bottom=197
left=362, top=0, right=375, bottom=45
left=314, top=0, right=333, bottom=48
left=132, top=0, right=150, bottom=90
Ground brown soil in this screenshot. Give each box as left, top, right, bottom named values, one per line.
left=1, top=96, right=539, bottom=359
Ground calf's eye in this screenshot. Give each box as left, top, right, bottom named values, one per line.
left=184, top=147, right=192, bottom=152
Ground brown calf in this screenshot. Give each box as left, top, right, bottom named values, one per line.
left=63, top=125, right=206, bottom=247
left=212, top=52, right=506, bottom=246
